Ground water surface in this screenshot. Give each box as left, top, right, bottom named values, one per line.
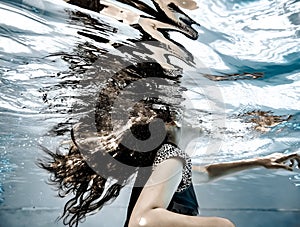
left=0, top=0, right=299, bottom=226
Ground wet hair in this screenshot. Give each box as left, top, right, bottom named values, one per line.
left=38, top=144, right=122, bottom=226
left=38, top=113, right=170, bottom=226
left=39, top=62, right=183, bottom=227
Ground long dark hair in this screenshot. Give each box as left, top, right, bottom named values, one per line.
left=38, top=62, right=182, bottom=226
left=38, top=143, right=125, bottom=226
left=38, top=117, right=170, bottom=227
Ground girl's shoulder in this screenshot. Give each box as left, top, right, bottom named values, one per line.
left=153, top=143, right=192, bottom=192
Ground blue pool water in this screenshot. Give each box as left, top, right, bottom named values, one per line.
left=0, top=0, right=299, bottom=226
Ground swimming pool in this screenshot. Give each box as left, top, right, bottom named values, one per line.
left=0, top=0, right=299, bottom=226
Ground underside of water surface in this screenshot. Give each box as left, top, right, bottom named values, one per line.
left=0, top=0, right=299, bottom=226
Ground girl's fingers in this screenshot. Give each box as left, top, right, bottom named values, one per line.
left=275, top=153, right=300, bottom=163
left=273, top=163, right=293, bottom=171
left=267, top=161, right=293, bottom=171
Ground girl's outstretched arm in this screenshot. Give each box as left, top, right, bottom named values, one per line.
left=128, top=157, right=235, bottom=227
left=192, top=152, right=300, bottom=184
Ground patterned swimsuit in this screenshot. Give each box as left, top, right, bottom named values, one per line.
left=123, top=143, right=199, bottom=227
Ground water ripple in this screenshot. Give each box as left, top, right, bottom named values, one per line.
left=0, top=0, right=299, bottom=209
left=190, top=0, right=300, bottom=65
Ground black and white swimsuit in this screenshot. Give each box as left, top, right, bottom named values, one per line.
left=124, top=143, right=199, bottom=227
left=153, top=143, right=192, bottom=192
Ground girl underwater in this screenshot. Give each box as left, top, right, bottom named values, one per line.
left=39, top=62, right=300, bottom=227
left=39, top=1, right=300, bottom=227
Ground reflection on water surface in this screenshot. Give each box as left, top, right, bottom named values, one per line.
left=0, top=0, right=299, bottom=226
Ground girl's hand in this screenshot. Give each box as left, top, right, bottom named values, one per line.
left=258, top=152, right=300, bottom=171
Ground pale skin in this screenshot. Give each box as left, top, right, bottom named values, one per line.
left=128, top=120, right=300, bottom=227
